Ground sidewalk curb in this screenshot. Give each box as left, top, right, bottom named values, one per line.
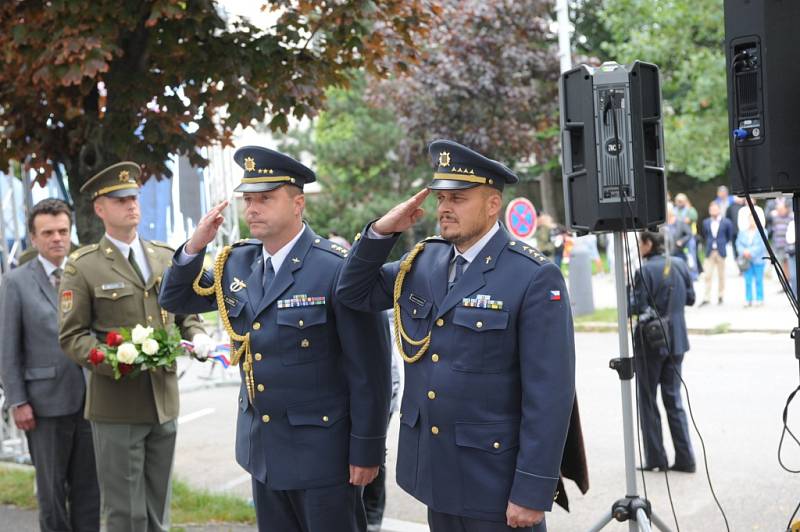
left=574, top=321, right=789, bottom=335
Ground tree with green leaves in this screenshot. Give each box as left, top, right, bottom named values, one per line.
left=368, top=0, right=563, bottom=218
left=279, top=73, right=436, bottom=254
left=573, top=0, right=729, bottom=183
left=0, top=0, right=437, bottom=241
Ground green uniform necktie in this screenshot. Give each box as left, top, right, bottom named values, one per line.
left=128, top=248, right=145, bottom=282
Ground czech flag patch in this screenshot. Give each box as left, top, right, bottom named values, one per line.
left=549, top=290, right=561, bottom=301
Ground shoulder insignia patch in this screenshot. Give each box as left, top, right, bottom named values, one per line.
left=508, top=241, right=548, bottom=264
left=64, top=263, right=77, bottom=276
left=69, top=244, right=99, bottom=262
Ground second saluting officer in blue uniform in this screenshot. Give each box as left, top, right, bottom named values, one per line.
left=158, top=146, right=391, bottom=532
left=336, top=140, right=577, bottom=531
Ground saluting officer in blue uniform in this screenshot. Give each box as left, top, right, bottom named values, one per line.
left=158, top=146, right=391, bottom=532
left=336, top=140, right=577, bottom=531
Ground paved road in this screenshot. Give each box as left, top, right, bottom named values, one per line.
left=171, top=331, right=800, bottom=530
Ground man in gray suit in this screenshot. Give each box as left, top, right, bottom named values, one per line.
left=0, top=198, right=100, bottom=531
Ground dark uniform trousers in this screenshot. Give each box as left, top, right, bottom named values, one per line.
left=428, top=509, right=545, bottom=532
left=632, top=254, right=696, bottom=469
left=158, top=227, right=391, bottom=532
left=336, top=225, right=576, bottom=530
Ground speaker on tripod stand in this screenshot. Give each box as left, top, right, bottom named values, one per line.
left=559, top=61, right=672, bottom=532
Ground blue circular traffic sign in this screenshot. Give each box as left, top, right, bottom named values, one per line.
left=505, top=197, right=537, bottom=239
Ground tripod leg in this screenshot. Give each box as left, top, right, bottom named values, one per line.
left=586, top=511, right=615, bottom=532
left=648, top=511, right=674, bottom=532
left=634, top=508, right=653, bottom=532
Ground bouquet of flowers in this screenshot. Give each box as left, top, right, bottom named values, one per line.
left=88, top=324, right=186, bottom=380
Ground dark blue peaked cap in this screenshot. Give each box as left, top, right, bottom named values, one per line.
left=233, top=146, right=316, bottom=193
left=428, top=139, right=518, bottom=191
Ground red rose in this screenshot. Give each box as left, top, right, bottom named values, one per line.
left=106, top=331, right=124, bottom=347
left=88, top=348, right=105, bottom=366
left=119, top=363, right=134, bottom=376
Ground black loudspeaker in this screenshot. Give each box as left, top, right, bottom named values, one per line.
left=725, top=0, right=800, bottom=196
left=560, top=61, right=667, bottom=234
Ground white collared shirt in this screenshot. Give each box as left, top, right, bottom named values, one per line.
left=105, top=233, right=152, bottom=282
left=37, top=254, right=66, bottom=278
left=263, top=225, right=307, bottom=275
left=449, top=222, right=501, bottom=280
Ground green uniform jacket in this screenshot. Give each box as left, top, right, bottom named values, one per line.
left=58, top=235, right=206, bottom=424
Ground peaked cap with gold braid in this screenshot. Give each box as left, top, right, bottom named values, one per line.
left=80, top=162, right=141, bottom=200
left=233, top=145, right=316, bottom=193
left=428, top=139, right=518, bottom=191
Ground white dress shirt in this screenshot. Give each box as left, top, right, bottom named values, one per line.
left=37, top=254, right=66, bottom=278
left=105, top=233, right=152, bottom=282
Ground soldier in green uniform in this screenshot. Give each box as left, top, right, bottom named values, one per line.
left=58, top=162, right=213, bottom=532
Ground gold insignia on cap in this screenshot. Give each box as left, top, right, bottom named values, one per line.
left=118, top=170, right=130, bottom=182
left=244, top=157, right=256, bottom=172
left=438, top=151, right=451, bottom=167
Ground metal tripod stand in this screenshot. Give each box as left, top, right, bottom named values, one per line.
left=587, top=232, right=672, bottom=532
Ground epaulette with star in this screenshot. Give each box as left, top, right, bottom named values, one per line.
left=68, top=243, right=99, bottom=262
left=148, top=240, right=175, bottom=251
left=231, top=239, right=261, bottom=248
left=507, top=240, right=548, bottom=264
left=421, top=234, right=448, bottom=244
left=312, top=237, right=349, bottom=257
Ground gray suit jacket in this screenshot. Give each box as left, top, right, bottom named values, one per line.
left=0, top=258, right=86, bottom=417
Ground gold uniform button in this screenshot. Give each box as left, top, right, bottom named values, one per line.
left=476, top=321, right=483, bottom=329
left=111, top=292, right=118, bottom=298
left=314, top=238, right=321, bottom=244
left=144, top=290, right=149, bottom=298
left=427, top=391, right=436, bottom=400
left=412, top=308, right=417, bottom=315
left=431, top=354, right=440, bottom=362
left=431, top=426, right=439, bottom=435
left=301, top=339, right=310, bottom=348
left=298, top=320, right=304, bottom=327
left=253, top=322, right=261, bottom=330
left=493, top=441, right=501, bottom=449
left=257, top=384, right=265, bottom=392
left=262, top=414, right=270, bottom=423
left=254, top=353, right=263, bottom=361
left=147, top=315, right=153, bottom=322
left=436, top=318, right=444, bottom=327
left=322, top=416, right=329, bottom=423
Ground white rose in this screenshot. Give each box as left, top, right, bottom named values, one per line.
left=116, top=342, right=139, bottom=364
left=131, top=324, right=154, bottom=344
left=141, top=338, right=159, bottom=356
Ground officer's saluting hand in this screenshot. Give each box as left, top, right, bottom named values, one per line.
left=159, top=146, right=391, bottom=532
left=337, top=140, right=585, bottom=532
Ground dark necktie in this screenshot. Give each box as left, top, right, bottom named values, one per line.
left=51, top=268, right=62, bottom=290
left=448, top=255, right=468, bottom=293
left=260, top=257, right=275, bottom=303
left=128, top=248, right=144, bottom=282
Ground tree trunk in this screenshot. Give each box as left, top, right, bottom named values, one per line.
left=538, top=169, right=559, bottom=220
left=65, top=155, right=105, bottom=245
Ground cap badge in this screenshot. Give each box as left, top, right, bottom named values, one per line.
left=438, top=151, right=451, bottom=167
left=118, top=170, right=130, bottom=182
left=244, top=157, right=256, bottom=172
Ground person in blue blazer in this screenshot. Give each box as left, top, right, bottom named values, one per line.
left=336, top=140, right=578, bottom=531
left=158, top=146, right=391, bottom=532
